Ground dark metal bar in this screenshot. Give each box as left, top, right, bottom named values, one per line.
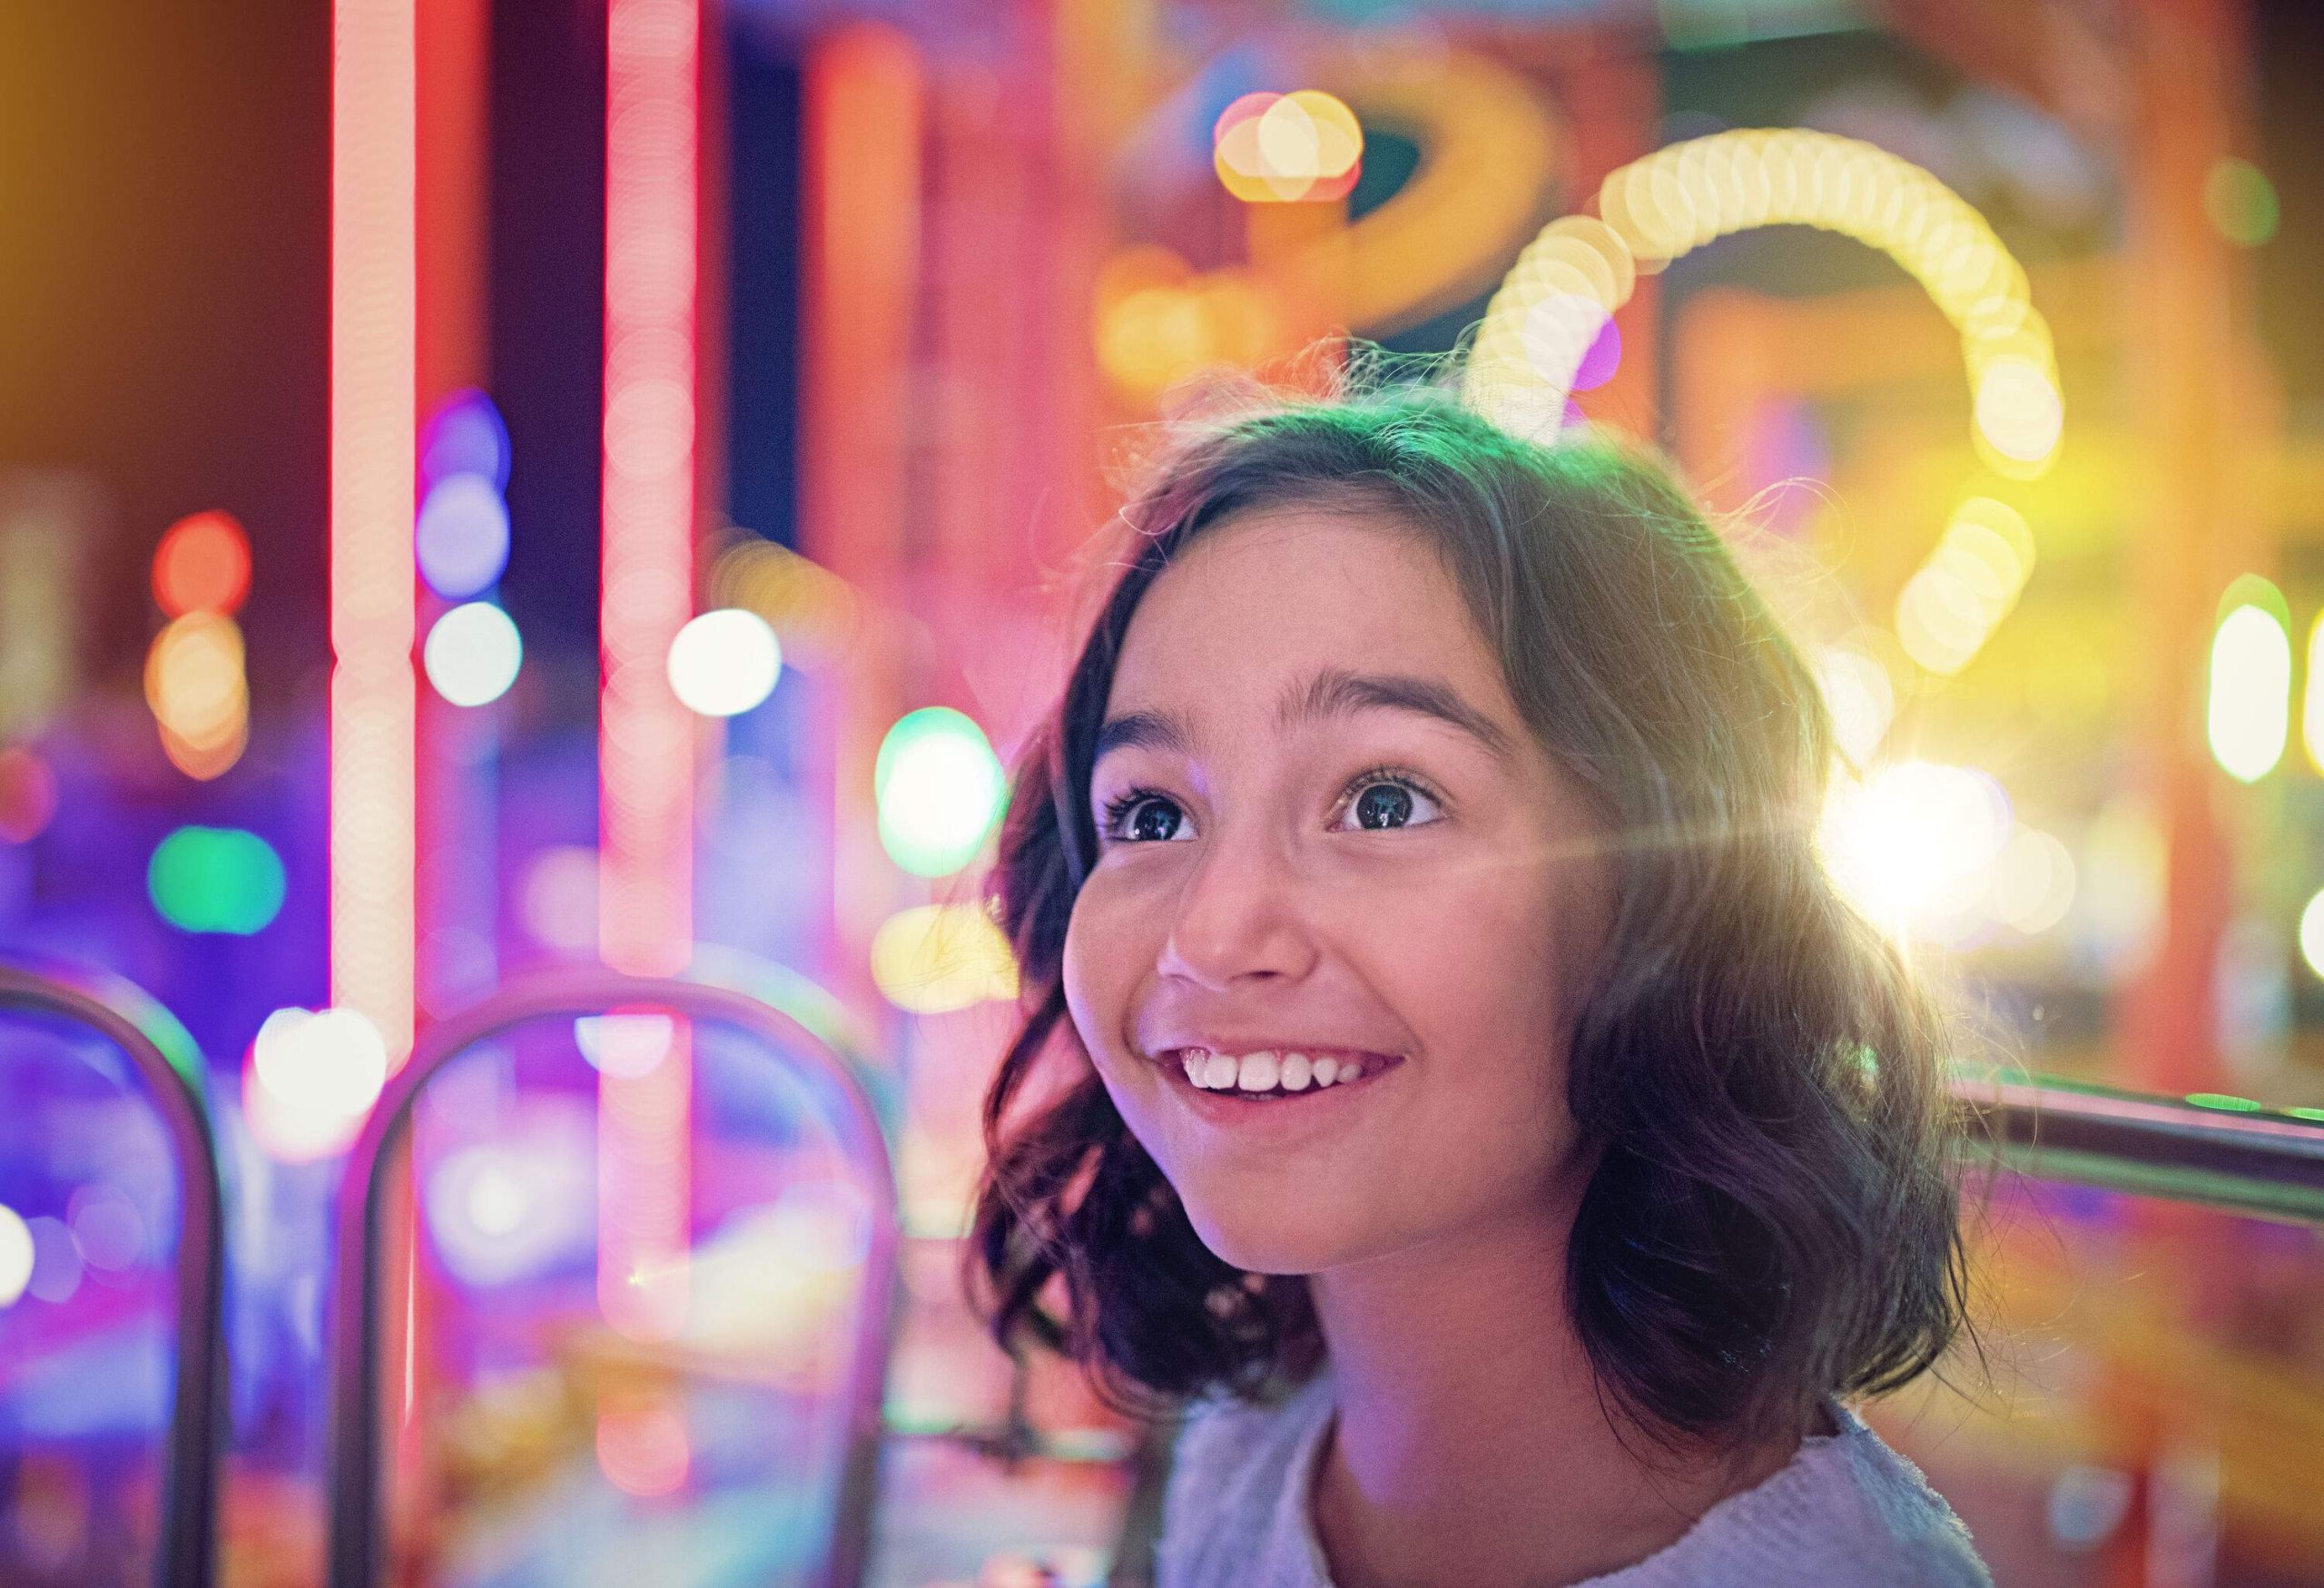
left=325, top=963, right=900, bottom=1588
left=1952, top=1070, right=2324, bottom=1225
left=0, top=959, right=227, bottom=1588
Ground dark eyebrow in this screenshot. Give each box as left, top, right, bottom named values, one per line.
left=1278, top=666, right=1517, bottom=759
left=1093, top=708, right=1195, bottom=765
left=1091, top=669, right=1515, bottom=769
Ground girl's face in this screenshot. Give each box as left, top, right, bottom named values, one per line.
left=1061, top=508, right=1616, bottom=1275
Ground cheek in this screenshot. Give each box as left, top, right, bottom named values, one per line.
left=1059, top=873, right=1155, bottom=1072
left=1348, top=856, right=1592, bottom=1155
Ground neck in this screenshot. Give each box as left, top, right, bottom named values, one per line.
left=1305, top=1186, right=1797, bottom=1588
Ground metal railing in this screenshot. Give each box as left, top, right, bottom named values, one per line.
left=11, top=940, right=2324, bottom=1588
left=0, top=959, right=229, bottom=1588
left=1953, top=1069, right=2324, bottom=1225
left=323, top=962, right=901, bottom=1588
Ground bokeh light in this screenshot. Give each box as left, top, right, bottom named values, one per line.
left=2208, top=585, right=2291, bottom=783
left=666, top=608, right=783, bottom=717
left=24, top=1217, right=79, bottom=1304
left=245, top=1006, right=390, bottom=1162
left=419, top=388, right=512, bottom=491
left=574, top=1011, right=676, bottom=1079
left=2203, top=157, right=2280, bottom=247
left=415, top=474, right=512, bottom=599
left=2299, top=888, right=2324, bottom=981
left=424, top=1137, right=589, bottom=1287
left=423, top=601, right=524, bottom=707
left=596, top=1394, right=690, bottom=1497
left=0, top=1204, right=32, bottom=1307
left=1894, top=498, right=2036, bottom=676
left=521, top=845, right=600, bottom=952
left=148, top=825, right=287, bottom=935
left=1214, top=89, right=1364, bottom=203
left=703, top=536, right=860, bottom=666
left=0, top=748, right=59, bottom=844
left=152, top=510, right=251, bottom=617
left=2302, top=611, right=2324, bottom=775
left=1973, top=358, right=2066, bottom=469
left=870, top=903, right=1019, bottom=1013
left=874, top=707, right=1007, bottom=877
left=144, top=611, right=250, bottom=779
left=1988, top=827, right=2078, bottom=936
left=67, top=1184, right=144, bottom=1272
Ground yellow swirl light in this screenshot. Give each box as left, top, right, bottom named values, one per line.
left=1893, top=498, right=2035, bottom=676
left=1468, top=129, right=2063, bottom=483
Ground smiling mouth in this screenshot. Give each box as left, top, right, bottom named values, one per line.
left=1161, top=1046, right=1400, bottom=1100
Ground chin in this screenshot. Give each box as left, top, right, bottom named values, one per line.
left=1179, top=1195, right=1360, bottom=1277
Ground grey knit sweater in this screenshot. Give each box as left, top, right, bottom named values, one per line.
left=1155, top=1371, right=1992, bottom=1587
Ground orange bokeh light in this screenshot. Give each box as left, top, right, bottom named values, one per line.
left=153, top=511, right=252, bottom=616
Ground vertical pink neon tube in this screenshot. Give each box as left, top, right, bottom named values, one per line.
left=597, top=0, right=699, bottom=1343
left=330, top=0, right=418, bottom=1070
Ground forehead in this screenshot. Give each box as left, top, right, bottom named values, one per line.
left=1108, top=508, right=1504, bottom=714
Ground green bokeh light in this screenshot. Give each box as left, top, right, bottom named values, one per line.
left=875, top=707, right=1007, bottom=878
left=2203, top=157, right=2279, bottom=248
left=149, top=825, right=286, bottom=935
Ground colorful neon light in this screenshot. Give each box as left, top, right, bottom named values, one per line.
left=599, top=0, right=699, bottom=1343
left=331, top=0, right=419, bottom=1066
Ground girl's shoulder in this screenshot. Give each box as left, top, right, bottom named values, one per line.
left=1610, top=1404, right=1993, bottom=1588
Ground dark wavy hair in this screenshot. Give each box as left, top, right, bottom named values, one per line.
left=968, top=376, right=1974, bottom=1452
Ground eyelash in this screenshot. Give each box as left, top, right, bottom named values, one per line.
left=1097, top=765, right=1444, bottom=842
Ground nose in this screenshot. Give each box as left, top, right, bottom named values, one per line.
left=1155, top=820, right=1318, bottom=991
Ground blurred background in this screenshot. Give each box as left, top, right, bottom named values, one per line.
left=3, top=0, right=2323, bottom=1584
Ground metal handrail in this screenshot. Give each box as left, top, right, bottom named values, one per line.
left=325, top=963, right=901, bottom=1588
left=0, top=958, right=227, bottom=1588
left=1952, top=1069, right=2324, bottom=1225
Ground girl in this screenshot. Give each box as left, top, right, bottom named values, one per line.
left=970, top=377, right=1987, bottom=1587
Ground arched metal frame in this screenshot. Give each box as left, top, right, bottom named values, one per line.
left=325, top=964, right=901, bottom=1588
left=0, top=958, right=228, bottom=1588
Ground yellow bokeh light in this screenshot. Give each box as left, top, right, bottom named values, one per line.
left=145, top=612, right=247, bottom=745
left=870, top=904, right=1019, bottom=1015
left=2208, top=602, right=2291, bottom=783
left=2303, top=610, right=2324, bottom=775
left=1892, top=498, right=2035, bottom=676
left=1094, top=269, right=1275, bottom=399
left=1214, top=89, right=1364, bottom=204
left=704, top=536, right=860, bottom=666
left=1973, top=357, right=2065, bottom=474
left=2299, top=888, right=2324, bottom=981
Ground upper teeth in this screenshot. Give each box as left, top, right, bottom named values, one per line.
left=1177, top=1049, right=1365, bottom=1092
